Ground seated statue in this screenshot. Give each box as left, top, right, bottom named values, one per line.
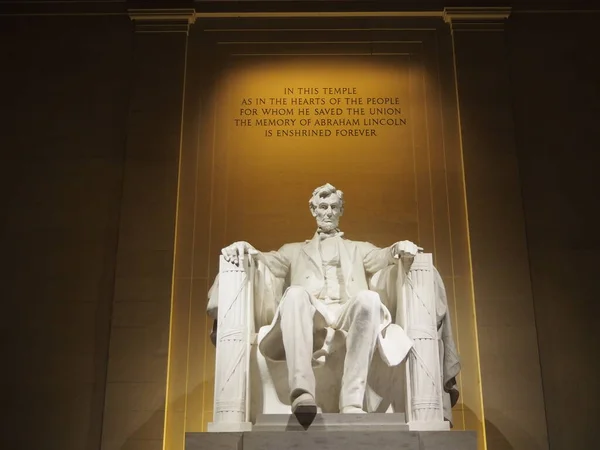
left=210, top=183, right=460, bottom=426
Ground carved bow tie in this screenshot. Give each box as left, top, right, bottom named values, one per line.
left=318, top=229, right=344, bottom=240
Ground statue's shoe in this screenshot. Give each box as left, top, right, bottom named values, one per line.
left=292, top=393, right=317, bottom=428
left=340, top=406, right=367, bottom=414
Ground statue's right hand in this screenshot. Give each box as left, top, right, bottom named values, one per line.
left=221, top=241, right=258, bottom=266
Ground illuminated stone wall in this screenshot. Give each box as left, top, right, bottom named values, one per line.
left=166, top=19, right=485, bottom=450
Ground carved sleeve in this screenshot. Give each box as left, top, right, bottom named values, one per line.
left=361, top=241, right=396, bottom=274
left=254, top=244, right=292, bottom=279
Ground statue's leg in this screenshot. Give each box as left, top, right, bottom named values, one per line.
left=279, top=286, right=317, bottom=404
left=336, top=290, right=380, bottom=413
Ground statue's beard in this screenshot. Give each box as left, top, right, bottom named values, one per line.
left=317, top=219, right=339, bottom=233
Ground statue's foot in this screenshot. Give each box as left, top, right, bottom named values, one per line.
left=292, top=393, right=317, bottom=428
left=340, top=406, right=367, bottom=414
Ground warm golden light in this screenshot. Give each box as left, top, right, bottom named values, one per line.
left=165, top=53, right=485, bottom=450
left=215, top=56, right=419, bottom=251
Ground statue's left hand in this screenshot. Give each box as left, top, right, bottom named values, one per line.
left=391, top=240, right=423, bottom=260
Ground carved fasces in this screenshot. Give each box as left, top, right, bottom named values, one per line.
left=399, top=253, right=448, bottom=430
left=208, top=256, right=254, bottom=432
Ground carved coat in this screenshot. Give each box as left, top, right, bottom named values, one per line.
left=254, top=233, right=413, bottom=367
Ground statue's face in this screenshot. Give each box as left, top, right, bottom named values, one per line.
left=312, top=194, right=343, bottom=232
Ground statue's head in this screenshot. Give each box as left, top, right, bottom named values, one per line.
left=309, top=183, right=344, bottom=232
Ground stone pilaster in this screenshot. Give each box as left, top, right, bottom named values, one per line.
left=444, top=7, right=548, bottom=450
left=100, top=8, right=194, bottom=450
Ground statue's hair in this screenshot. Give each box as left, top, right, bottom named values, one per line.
left=309, top=183, right=344, bottom=213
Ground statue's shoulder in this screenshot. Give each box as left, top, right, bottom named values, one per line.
left=340, top=236, right=373, bottom=245
left=283, top=241, right=305, bottom=247
left=278, top=241, right=304, bottom=253
left=342, top=238, right=379, bottom=251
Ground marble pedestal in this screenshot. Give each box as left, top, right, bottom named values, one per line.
left=253, top=413, right=409, bottom=432
left=187, top=424, right=476, bottom=450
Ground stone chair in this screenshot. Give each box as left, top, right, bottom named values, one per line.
left=206, top=253, right=458, bottom=432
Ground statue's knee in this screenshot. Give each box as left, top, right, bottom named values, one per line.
left=280, top=286, right=311, bottom=312
left=354, top=290, right=381, bottom=312
left=285, top=286, right=310, bottom=299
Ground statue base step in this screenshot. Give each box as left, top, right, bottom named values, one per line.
left=254, top=412, right=409, bottom=431
left=207, top=421, right=252, bottom=432
left=186, top=430, right=476, bottom=450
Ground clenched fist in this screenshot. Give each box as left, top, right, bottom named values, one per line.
left=391, top=240, right=423, bottom=260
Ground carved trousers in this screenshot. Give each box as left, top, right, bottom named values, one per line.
left=278, top=286, right=381, bottom=410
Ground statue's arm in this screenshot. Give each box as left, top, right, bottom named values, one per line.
left=253, top=243, right=292, bottom=279
left=220, top=240, right=291, bottom=279
left=207, top=244, right=291, bottom=341
left=362, top=238, right=423, bottom=281
left=363, top=240, right=423, bottom=274
left=361, top=242, right=396, bottom=274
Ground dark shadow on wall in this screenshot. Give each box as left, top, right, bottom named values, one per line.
left=485, top=409, right=544, bottom=450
